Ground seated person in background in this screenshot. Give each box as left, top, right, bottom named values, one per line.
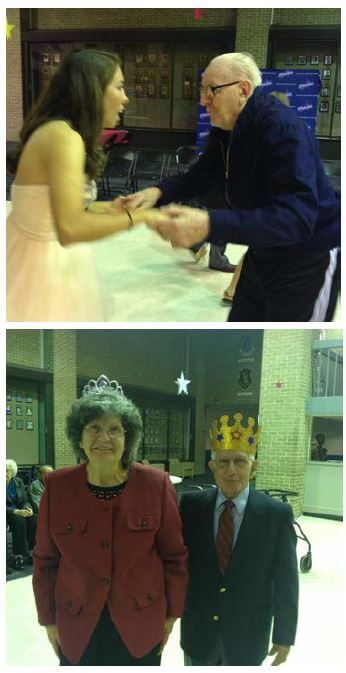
left=311, top=433, right=328, bottom=461
left=28, top=464, right=54, bottom=513
left=6, top=458, right=37, bottom=569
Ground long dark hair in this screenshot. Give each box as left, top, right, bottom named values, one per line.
left=7, top=49, right=121, bottom=179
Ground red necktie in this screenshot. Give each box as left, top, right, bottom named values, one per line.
left=216, top=499, right=234, bottom=574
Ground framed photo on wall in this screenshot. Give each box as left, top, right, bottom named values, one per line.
left=310, top=55, right=320, bottom=65
left=26, top=421, right=34, bottom=431
left=26, top=407, right=33, bottom=416
left=147, top=84, right=156, bottom=98
left=6, top=392, right=12, bottom=401
left=6, top=405, right=12, bottom=415
left=297, top=55, right=307, bottom=65
left=16, top=420, right=24, bottom=430
left=15, top=392, right=22, bottom=402
left=25, top=394, right=33, bottom=403
left=321, top=86, right=329, bottom=97
left=285, top=55, right=294, bottom=65
left=319, top=100, right=329, bottom=113
left=160, top=54, right=169, bottom=66
left=159, top=84, right=169, bottom=98
left=322, top=69, right=331, bottom=79
left=335, top=101, right=341, bottom=113
left=16, top=406, right=22, bottom=415
left=6, top=419, right=13, bottom=429
left=324, top=55, right=332, bottom=65
left=134, top=84, right=144, bottom=97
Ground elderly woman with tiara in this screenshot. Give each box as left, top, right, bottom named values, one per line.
left=32, top=375, right=188, bottom=666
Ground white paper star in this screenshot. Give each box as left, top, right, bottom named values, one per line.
left=175, top=371, right=191, bottom=395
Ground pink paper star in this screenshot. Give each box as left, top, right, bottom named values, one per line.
left=275, top=381, right=283, bottom=389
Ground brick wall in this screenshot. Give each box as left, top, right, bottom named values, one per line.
left=7, top=329, right=43, bottom=369
left=34, top=8, right=236, bottom=30
left=6, top=9, right=23, bottom=140
left=235, top=9, right=272, bottom=66
left=52, top=331, right=77, bottom=468
left=257, top=330, right=315, bottom=517
left=273, top=8, right=340, bottom=25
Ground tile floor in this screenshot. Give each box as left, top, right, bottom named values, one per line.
left=7, top=202, right=340, bottom=323
left=91, top=226, right=245, bottom=322
left=6, top=515, right=343, bottom=668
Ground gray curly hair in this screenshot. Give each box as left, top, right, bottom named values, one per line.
left=66, top=388, right=142, bottom=468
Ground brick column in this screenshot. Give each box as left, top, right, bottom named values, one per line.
left=257, top=330, right=315, bottom=516
left=6, top=9, right=24, bottom=140
left=235, top=8, right=272, bottom=66
left=53, top=331, right=77, bottom=468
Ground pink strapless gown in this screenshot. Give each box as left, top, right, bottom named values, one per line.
left=7, top=185, right=105, bottom=321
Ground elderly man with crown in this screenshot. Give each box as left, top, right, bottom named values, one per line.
left=180, top=411, right=299, bottom=666
left=32, top=375, right=188, bottom=666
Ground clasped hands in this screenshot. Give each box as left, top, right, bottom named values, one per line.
left=112, top=188, right=210, bottom=249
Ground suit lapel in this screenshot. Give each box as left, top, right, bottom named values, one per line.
left=197, top=489, right=219, bottom=570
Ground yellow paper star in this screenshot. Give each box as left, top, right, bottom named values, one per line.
left=6, top=16, right=15, bottom=40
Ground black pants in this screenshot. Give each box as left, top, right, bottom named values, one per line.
left=60, top=605, right=162, bottom=666
left=229, top=248, right=338, bottom=322
left=6, top=511, right=37, bottom=555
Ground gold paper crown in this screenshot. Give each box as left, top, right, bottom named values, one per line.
left=210, top=412, right=260, bottom=455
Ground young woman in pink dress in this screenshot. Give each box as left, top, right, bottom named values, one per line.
left=7, top=50, right=164, bottom=321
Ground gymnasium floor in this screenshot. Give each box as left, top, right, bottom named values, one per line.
left=6, top=515, right=343, bottom=668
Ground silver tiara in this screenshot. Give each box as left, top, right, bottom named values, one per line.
left=82, top=374, right=124, bottom=397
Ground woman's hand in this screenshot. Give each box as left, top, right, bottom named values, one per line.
left=45, top=624, right=62, bottom=657
left=114, top=187, right=162, bottom=211
left=140, top=208, right=173, bottom=230
left=158, top=616, right=177, bottom=655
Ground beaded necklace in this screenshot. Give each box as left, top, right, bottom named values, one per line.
left=87, top=481, right=128, bottom=500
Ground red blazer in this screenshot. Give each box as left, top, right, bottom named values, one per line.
left=33, top=462, right=188, bottom=664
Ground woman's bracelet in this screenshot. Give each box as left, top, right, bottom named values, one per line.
left=125, top=209, right=133, bottom=228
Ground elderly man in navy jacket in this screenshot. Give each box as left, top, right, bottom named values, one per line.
left=119, top=52, right=340, bottom=322
left=180, top=413, right=299, bottom=666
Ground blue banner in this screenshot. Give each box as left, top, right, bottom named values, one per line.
left=196, top=68, right=321, bottom=148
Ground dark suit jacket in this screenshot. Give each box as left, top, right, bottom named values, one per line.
left=6, top=476, right=31, bottom=515
left=33, top=462, right=188, bottom=664
left=180, top=487, right=298, bottom=665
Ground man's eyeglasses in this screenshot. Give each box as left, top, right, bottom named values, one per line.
left=84, top=423, right=126, bottom=439
left=199, top=80, right=240, bottom=97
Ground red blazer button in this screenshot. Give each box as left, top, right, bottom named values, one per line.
left=140, top=520, right=147, bottom=528
left=102, top=578, right=110, bottom=585
left=146, top=593, right=154, bottom=601
left=66, top=523, right=73, bottom=532
left=66, top=600, right=72, bottom=607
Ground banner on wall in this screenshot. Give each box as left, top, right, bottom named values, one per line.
left=196, top=68, right=321, bottom=150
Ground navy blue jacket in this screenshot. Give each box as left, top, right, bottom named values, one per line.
left=158, top=88, right=340, bottom=253
left=180, top=488, right=299, bottom=666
